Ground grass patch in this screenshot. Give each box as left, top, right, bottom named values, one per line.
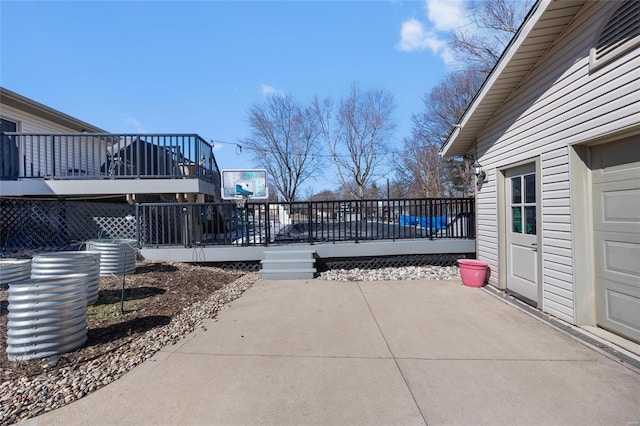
left=87, top=299, right=139, bottom=319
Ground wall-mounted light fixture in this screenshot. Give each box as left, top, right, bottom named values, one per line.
left=472, top=160, right=483, bottom=176
left=472, top=159, right=486, bottom=189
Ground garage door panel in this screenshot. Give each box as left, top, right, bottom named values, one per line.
left=602, top=187, right=640, bottom=220
left=601, top=289, right=640, bottom=338
left=593, top=233, right=640, bottom=279
left=592, top=182, right=640, bottom=230
left=593, top=167, right=640, bottom=181
left=595, top=272, right=640, bottom=301
left=593, top=222, right=640, bottom=235
left=603, top=239, right=640, bottom=278
left=591, top=137, right=640, bottom=343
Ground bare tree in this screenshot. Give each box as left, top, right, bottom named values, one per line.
left=397, top=69, right=483, bottom=197
left=242, top=94, right=323, bottom=203
left=395, top=0, right=532, bottom=198
left=267, top=183, right=280, bottom=202
left=415, top=69, right=484, bottom=145
left=315, top=83, right=396, bottom=200
left=396, top=140, right=448, bottom=197
left=452, top=0, right=534, bottom=74
left=311, top=189, right=340, bottom=201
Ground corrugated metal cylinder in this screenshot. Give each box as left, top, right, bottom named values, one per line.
left=87, top=239, right=137, bottom=276
left=31, top=252, right=101, bottom=305
left=0, top=259, right=31, bottom=287
left=6, top=275, right=88, bottom=361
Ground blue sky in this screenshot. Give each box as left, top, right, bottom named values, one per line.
left=1, top=0, right=468, bottom=194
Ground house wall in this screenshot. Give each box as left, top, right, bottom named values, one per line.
left=1, top=103, right=107, bottom=177
left=474, top=1, right=640, bottom=323
left=2, top=103, right=79, bottom=133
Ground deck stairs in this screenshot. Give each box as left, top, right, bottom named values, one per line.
left=259, top=249, right=317, bottom=280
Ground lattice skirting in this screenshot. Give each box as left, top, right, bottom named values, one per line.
left=201, top=261, right=262, bottom=272
left=1, top=199, right=137, bottom=256
left=315, top=254, right=473, bottom=271
left=203, top=254, right=473, bottom=273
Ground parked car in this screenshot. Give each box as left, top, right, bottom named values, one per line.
left=274, top=222, right=313, bottom=242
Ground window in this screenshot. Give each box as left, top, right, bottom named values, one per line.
left=1, top=118, right=18, bottom=133
left=511, top=173, right=536, bottom=235
left=590, top=0, right=640, bottom=71
left=1, top=118, right=19, bottom=179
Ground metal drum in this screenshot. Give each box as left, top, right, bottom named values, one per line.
left=31, top=251, right=101, bottom=305
left=87, top=239, right=137, bottom=276
left=6, top=276, right=88, bottom=361
left=0, top=259, right=31, bottom=287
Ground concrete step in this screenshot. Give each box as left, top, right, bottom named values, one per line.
left=260, top=259, right=316, bottom=266
left=259, top=269, right=316, bottom=280
left=262, top=250, right=316, bottom=261
left=260, top=250, right=317, bottom=280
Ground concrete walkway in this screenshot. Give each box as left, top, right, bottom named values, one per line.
left=27, top=279, right=640, bottom=425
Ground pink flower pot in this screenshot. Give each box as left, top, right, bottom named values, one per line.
left=457, top=259, right=488, bottom=287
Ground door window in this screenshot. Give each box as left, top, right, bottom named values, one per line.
left=1, top=118, right=19, bottom=179
left=511, top=173, right=536, bottom=235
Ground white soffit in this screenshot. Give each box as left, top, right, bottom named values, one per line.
left=440, top=0, right=587, bottom=157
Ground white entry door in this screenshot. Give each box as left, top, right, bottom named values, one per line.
left=506, top=164, right=539, bottom=304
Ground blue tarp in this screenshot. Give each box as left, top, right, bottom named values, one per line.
left=398, top=214, right=447, bottom=230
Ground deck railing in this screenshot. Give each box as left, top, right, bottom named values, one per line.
left=137, top=197, right=475, bottom=248
left=0, top=133, right=219, bottom=184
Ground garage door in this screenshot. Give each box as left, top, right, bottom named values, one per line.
left=591, top=136, right=640, bottom=343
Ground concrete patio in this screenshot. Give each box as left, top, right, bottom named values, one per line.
left=26, top=279, right=640, bottom=425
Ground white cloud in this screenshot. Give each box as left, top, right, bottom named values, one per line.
left=426, top=0, right=467, bottom=32
left=439, top=46, right=457, bottom=66
left=397, top=0, right=469, bottom=65
left=261, top=84, right=279, bottom=96
left=397, top=18, right=445, bottom=53
left=124, top=116, right=145, bottom=133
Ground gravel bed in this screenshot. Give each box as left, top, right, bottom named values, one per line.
left=0, top=273, right=258, bottom=425
left=318, top=265, right=460, bottom=281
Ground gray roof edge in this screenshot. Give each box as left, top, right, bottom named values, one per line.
left=0, top=87, right=108, bottom=133
left=439, top=0, right=552, bottom=158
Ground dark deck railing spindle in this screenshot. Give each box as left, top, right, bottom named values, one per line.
left=135, top=197, right=475, bottom=248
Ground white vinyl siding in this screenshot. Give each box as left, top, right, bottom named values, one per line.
left=1, top=104, right=107, bottom=177
left=476, top=170, right=500, bottom=286
left=1, top=104, right=79, bottom=133
left=541, top=148, right=573, bottom=321
left=475, top=1, right=640, bottom=324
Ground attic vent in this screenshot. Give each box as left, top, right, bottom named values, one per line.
left=590, top=0, right=640, bottom=70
